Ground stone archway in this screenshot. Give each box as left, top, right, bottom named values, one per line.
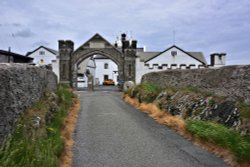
left=71, top=50, right=123, bottom=89
left=58, top=33, right=137, bottom=89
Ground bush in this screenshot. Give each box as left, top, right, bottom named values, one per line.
left=187, top=120, right=250, bottom=162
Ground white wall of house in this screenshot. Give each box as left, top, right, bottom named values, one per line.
left=135, top=58, right=166, bottom=84
left=95, top=58, right=118, bottom=85
left=29, top=47, right=57, bottom=65
left=135, top=47, right=204, bottom=84
left=51, top=59, right=59, bottom=80
left=146, top=47, right=203, bottom=68
left=77, top=57, right=96, bottom=88
left=28, top=47, right=59, bottom=80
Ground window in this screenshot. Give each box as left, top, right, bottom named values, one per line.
left=171, top=51, right=177, bottom=56
left=62, top=64, right=66, bottom=79
left=104, top=75, right=109, bottom=81
left=128, top=64, right=131, bottom=76
left=85, top=69, right=90, bottom=75
left=104, top=63, right=109, bottom=69
left=39, top=51, right=45, bottom=55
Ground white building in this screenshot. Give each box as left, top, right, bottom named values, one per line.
left=94, top=55, right=118, bottom=85
left=135, top=45, right=208, bottom=83
left=77, top=57, right=96, bottom=88
left=27, top=35, right=226, bottom=87
left=26, top=46, right=96, bottom=85
left=26, top=46, right=59, bottom=78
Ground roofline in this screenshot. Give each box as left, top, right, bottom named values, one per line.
left=0, top=50, right=33, bottom=60
left=74, top=33, right=122, bottom=54
left=187, top=51, right=207, bottom=64
left=145, top=45, right=206, bottom=65
left=26, top=46, right=57, bottom=56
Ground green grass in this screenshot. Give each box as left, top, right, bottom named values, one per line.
left=187, top=120, right=250, bottom=162
left=128, top=82, right=162, bottom=103
left=0, top=84, right=75, bottom=167
left=236, top=101, right=250, bottom=119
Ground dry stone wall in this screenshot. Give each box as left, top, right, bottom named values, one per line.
left=0, top=64, right=57, bottom=145
left=141, top=65, right=250, bottom=105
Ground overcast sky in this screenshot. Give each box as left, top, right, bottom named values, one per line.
left=0, top=0, right=250, bottom=65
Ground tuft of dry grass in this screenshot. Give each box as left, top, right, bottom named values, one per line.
left=123, top=94, right=250, bottom=167
left=124, top=94, right=186, bottom=133
left=59, top=97, right=80, bottom=167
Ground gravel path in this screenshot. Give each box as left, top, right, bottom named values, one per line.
left=72, top=89, right=229, bottom=167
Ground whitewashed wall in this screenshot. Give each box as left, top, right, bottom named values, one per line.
left=95, top=59, right=118, bottom=85
left=213, top=55, right=226, bottom=67
left=52, top=59, right=59, bottom=81
left=136, top=47, right=204, bottom=84
left=146, top=47, right=203, bottom=68
left=77, top=58, right=96, bottom=88
left=28, top=47, right=59, bottom=80
left=28, top=48, right=57, bottom=65
left=135, top=58, right=167, bottom=84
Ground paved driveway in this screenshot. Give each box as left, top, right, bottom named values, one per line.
left=72, top=89, right=229, bottom=167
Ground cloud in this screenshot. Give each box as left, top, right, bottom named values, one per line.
left=13, top=29, right=35, bottom=38
left=0, top=0, right=250, bottom=64
left=32, top=40, right=50, bottom=47
left=12, top=23, right=22, bottom=27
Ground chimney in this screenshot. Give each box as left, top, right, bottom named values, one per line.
left=121, top=33, right=126, bottom=41
left=131, top=40, right=137, bottom=49
left=121, top=33, right=129, bottom=52
left=210, top=53, right=218, bottom=66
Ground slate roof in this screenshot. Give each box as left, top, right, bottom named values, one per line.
left=144, top=45, right=207, bottom=65
left=74, top=33, right=122, bottom=54
left=187, top=52, right=207, bottom=65
left=136, top=52, right=161, bottom=62
left=0, top=50, right=33, bottom=61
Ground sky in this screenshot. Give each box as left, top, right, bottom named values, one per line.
left=0, top=0, right=250, bottom=65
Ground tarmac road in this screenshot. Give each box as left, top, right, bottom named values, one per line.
left=72, top=88, right=229, bottom=167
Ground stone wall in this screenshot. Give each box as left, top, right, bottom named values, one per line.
left=0, top=64, right=57, bottom=145
left=142, top=65, right=250, bottom=105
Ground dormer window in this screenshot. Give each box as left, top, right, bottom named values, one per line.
left=171, top=51, right=177, bottom=56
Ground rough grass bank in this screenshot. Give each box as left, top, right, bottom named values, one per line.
left=124, top=82, right=250, bottom=166
left=0, top=84, right=76, bottom=167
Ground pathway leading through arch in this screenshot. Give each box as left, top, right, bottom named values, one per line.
left=72, top=90, right=229, bottom=167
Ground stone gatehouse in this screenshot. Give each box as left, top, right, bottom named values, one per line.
left=59, top=33, right=137, bottom=88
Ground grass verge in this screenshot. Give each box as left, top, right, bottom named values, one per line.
left=126, top=82, right=162, bottom=103
left=187, top=120, right=250, bottom=163
left=0, top=84, right=75, bottom=167
left=59, top=95, right=80, bottom=167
